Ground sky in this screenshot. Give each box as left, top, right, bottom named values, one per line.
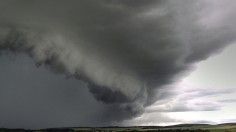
left=0, top=0, right=236, bottom=129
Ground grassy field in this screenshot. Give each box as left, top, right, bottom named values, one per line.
left=72, top=123, right=236, bottom=132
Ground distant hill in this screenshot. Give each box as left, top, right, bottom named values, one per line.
left=165, top=123, right=210, bottom=128
left=1, top=122, right=236, bottom=132
left=218, top=123, right=236, bottom=126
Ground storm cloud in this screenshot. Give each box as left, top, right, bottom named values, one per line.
left=0, top=0, right=236, bottom=128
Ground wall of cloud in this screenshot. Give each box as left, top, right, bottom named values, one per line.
left=0, top=0, right=236, bottom=127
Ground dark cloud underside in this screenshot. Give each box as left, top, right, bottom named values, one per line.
left=0, top=0, right=236, bottom=128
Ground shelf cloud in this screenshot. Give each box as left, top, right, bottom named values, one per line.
left=0, top=0, right=236, bottom=127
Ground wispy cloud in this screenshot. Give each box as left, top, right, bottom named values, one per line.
left=126, top=82, right=236, bottom=126
left=218, top=99, right=236, bottom=103
left=145, top=82, right=236, bottom=113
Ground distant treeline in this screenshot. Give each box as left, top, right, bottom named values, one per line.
left=141, top=129, right=210, bottom=132
left=0, top=128, right=74, bottom=132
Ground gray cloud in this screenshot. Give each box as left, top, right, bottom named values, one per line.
left=158, top=106, right=219, bottom=113
left=146, top=84, right=236, bottom=113
left=0, top=53, right=112, bottom=128
left=0, top=0, right=236, bottom=128
left=218, top=99, right=236, bottom=103
left=178, top=88, right=236, bottom=101
left=146, top=99, right=222, bottom=113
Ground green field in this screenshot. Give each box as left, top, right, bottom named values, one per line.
left=72, top=123, right=236, bottom=132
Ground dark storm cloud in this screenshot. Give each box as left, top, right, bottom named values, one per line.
left=0, top=0, right=236, bottom=128
left=0, top=53, right=112, bottom=128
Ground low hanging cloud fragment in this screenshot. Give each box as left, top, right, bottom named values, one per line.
left=0, top=0, right=236, bottom=124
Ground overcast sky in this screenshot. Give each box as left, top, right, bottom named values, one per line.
left=0, top=0, right=236, bottom=129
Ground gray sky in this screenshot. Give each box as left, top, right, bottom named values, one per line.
left=0, top=0, right=236, bottom=129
